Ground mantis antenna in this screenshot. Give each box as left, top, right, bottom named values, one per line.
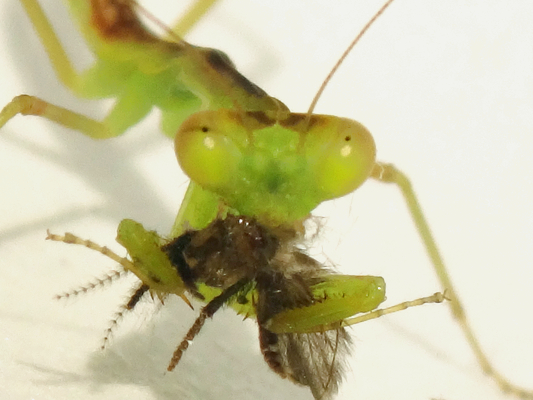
left=306, top=0, right=396, bottom=118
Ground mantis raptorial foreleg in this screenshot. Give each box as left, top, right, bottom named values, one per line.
left=371, top=162, right=531, bottom=398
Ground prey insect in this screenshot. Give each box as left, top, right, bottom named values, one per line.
left=47, top=217, right=445, bottom=399
left=1, top=0, right=532, bottom=399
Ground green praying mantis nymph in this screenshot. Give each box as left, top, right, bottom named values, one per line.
left=0, top=0, right=532, bottom=399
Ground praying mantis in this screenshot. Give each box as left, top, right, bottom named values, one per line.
left=0, top=0, right=532, bottom=399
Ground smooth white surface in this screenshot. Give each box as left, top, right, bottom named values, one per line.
left=1, top=1, right=532, bottom=399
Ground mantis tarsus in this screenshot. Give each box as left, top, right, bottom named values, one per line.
left=0, top=1, right=532, bottom=399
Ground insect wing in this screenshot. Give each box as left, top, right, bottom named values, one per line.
left=259, top=326, right=351, bottom=400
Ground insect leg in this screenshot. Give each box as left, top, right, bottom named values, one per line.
left=0, top=0, right=120, bottom=138
left=370, top=161, right=532, bottom=398
left=101, top=283, right=149, bottom=350
left=2, top=0, right=217, bottom=139
left=341, top=291, right=447, bottom=327
left=46, top=230, right=135, bottom=271
left=167, top=0, right=219, bottom=38
left=167, top=278, right=249, bottom=371
left=0, top=94, right=111, bottom=138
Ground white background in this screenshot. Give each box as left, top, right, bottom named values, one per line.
left=1, top=0, right=532, bottom=399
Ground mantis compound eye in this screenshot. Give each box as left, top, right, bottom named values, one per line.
left=304, top=117, right=376, bottom=200
left=175, top=110, right=248, bottom=192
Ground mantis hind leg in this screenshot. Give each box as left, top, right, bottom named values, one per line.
left=371, top=162, right=532, bottom=398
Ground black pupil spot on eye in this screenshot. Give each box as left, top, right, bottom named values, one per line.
left=344, top=135, right=351, bottom=141
left=201, top=126, right=209, bottom=133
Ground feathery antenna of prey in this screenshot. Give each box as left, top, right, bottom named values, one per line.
left=306, top=0, right=397, bottom=118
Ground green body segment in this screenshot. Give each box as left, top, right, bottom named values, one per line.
left=266, top=276, right=386, bottom=333
left=116, top=219, right=186, bottom=297
left=170, top=183, right=223, bottom=236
